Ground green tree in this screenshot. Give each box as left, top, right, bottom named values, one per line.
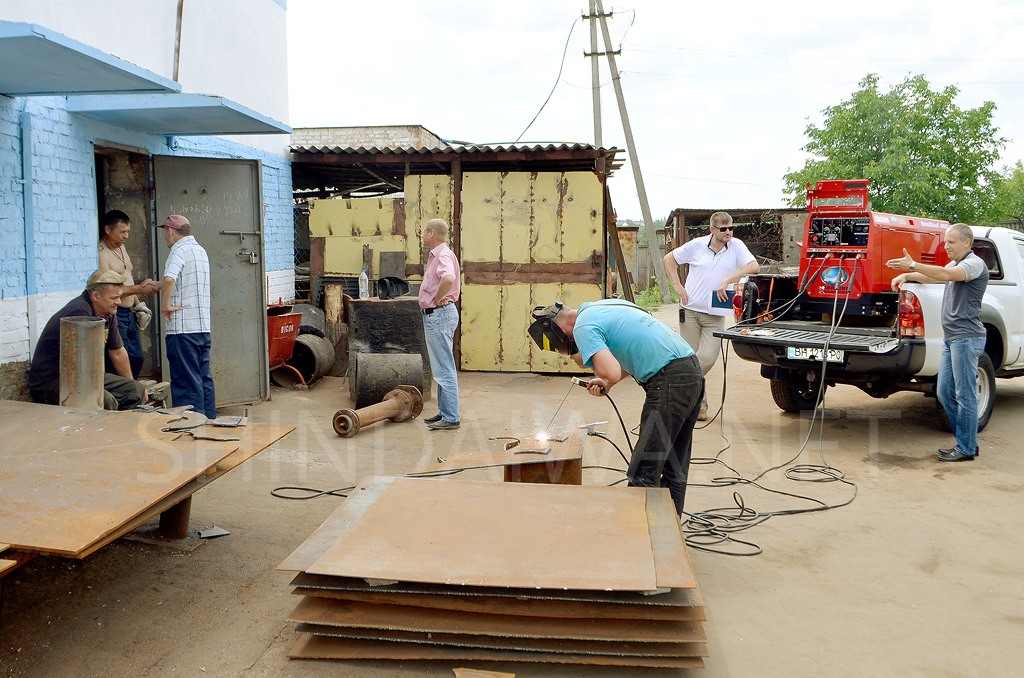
left=986, top=161, right=1024, bottom=228
left=783, top=74, right=1005, bottom=222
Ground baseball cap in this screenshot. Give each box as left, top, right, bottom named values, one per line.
left=158, top=215, right=189, bottom=230
left=86, top=269, right=126, bottom=291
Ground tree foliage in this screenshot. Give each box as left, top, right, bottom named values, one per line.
left=783, top=74, right=1005, bottom=222
left=986, top=162, right=1024, bottom=228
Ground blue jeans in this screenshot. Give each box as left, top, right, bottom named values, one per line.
left=937, top=336, right=985, bottom=455
left=166, top=332, right=217, bottom=420
left=114, top=306, right=144, bottom=379
left=422, top=304, right=460, bottom=423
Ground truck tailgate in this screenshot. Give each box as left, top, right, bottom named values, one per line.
left=715, top=323, right=899, bottom=352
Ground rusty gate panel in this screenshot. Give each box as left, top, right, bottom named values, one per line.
left=460, top=171, right=604, bottom=372
left=404, top=175, right=454, bottom=275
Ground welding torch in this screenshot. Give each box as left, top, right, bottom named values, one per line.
left=572, top=376, right=607, bottom=396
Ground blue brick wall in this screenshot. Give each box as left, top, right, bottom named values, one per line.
left=0, top=97, right=27, bottom=299
left=0, top=98, right=293, bottom=302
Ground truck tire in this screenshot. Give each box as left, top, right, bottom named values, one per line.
left=934, top=352, right=996, bottom=433
left=770, top=370, right=827, bottom=413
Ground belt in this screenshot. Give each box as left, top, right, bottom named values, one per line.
left=422, top=306, right=437, bottom=315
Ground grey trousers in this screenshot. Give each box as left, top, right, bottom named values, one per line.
left=678, top=309, right=725, bottom=409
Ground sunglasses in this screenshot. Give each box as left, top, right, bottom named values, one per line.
left=714, top=226, right=734, bottom=232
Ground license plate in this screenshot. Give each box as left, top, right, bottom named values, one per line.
left=786, top=346, right=844, bottom=363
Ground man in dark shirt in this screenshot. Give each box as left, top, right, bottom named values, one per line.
left=888, top=223, right=989, bottom=461
left=28, top=270, right=146, bottom=410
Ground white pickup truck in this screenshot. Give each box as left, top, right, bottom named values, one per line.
left=717, top=225, right=1024, bottom=431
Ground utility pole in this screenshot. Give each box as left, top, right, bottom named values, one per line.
left=593, top=0, right=671, bottom=303
left=585, top=0, right=602, bottom=148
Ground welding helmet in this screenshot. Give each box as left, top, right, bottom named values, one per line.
left=528, top=301, right=578, bottom=355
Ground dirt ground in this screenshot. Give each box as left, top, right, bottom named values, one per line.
left=2, top=305, right=1023, bottom=678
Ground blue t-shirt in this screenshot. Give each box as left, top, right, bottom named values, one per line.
left=574, top=300, right=695, bottom=383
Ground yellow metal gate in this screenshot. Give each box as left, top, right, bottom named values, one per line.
left=459, top=171, right=605, bottom=372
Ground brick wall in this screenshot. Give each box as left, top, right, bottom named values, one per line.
left=0, top=98, right=294, bottom=396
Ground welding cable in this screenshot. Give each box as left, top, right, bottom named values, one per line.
left=591, top=431, right=630, bottom=466
left=733, top=256, right=828, bottom=328
left=270, top=485, right=356, bottom=500
left=583, top=464, right=628, bottom=473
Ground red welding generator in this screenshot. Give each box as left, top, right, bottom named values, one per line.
left=737, top=179, right=952, bottom=324
left=796, top=179, right=950, bottom=317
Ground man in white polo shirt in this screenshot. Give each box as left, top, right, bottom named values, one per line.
left=158, top=215, right=216, bottom=420
left=664, top=211, right=759, bottom=419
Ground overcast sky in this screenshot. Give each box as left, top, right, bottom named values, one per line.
left=287, top=0, right=1024, bottom=221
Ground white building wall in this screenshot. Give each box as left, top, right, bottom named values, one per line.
left=0, top=0, right=290, bottom=155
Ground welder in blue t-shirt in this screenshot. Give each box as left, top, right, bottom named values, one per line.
left=528, top=299, right=704, bottom=515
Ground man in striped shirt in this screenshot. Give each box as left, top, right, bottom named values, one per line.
left=159, top=215, right=216, bottom=419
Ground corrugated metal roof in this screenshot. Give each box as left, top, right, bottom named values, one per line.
left=291, top=142, right=616, bottom=155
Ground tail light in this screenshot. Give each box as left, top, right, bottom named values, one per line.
left=733, top=282, right=745, bottom=321
left=898, top=290, right=924, bottom=337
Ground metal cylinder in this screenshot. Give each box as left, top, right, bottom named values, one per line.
left=59, top=316, right=105, bottom=410
left=282, top=332, right=335, bottom=386
left=351, top=352, right=424, bottom=408
left=333, top=385, right=423, bottom=437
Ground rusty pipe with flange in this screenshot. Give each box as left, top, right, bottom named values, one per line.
left=333, top=385, right=423, bottom=437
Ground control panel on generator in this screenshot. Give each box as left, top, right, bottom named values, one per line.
left=798, top=179, right=950, bottom=317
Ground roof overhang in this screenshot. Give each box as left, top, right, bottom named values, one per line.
left=67, top=93, right=292, bottom=136
left=0, top=21, right=180, bottom=96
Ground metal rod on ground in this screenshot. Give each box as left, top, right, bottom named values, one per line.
left=595, top=0, right=672, bottom=303
left=333, top=385, right=423, bottom=438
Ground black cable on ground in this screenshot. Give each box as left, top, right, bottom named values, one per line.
left=271, top=485, right=355, bottom=500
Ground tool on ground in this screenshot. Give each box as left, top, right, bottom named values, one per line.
left=161, top=412, right=209, bottom=432
left=332, top=385, right=423, bottom=438
left=488, top=436, right=521, bottom=451
left=211, top=408, right=249, bottom=427
left=578, top=421, right=609, bottom=436
left=514, top=447, right=551, bottom=455
left=171, top=430, right=241, bottom=442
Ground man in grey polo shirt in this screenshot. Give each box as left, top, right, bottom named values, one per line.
left=888, top=222, right=989, bottom=462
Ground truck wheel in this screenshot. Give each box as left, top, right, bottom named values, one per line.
left=770, top=370, right=826, bottom=412
left=934, top=353, right=996, bottom=433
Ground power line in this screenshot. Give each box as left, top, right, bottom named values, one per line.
left=623, top=43, right=1024, bottom=63
left=514, top=16, right=581, bottom=143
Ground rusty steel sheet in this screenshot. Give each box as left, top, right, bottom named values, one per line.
left=409, top=431, right=584, bottom=475
left=294, top=623, right=709, bottom=657
left=292, top=587, right=706, bottom=622
left=288, top=572, right=704, bottom=609
left=0, top=401, right=237, bottom=556
left=277, top=477, right=397, bottom=573
left=306, top=478, right=661, bottom=591
left=647, top=488, right=697, bottom=589
left=289, top=634, right=705, bottom=669
left=287, top=597, right=706, bottom=643
left=73, top=419, right=294, bottom=559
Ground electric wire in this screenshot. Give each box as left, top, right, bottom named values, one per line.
left=514, top=15, right=581, bottom=143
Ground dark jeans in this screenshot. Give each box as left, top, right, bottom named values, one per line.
left=165, top=332, right=216, bottom=419
left=627, top=355, right=705, bottom=515
left=114, top=306, right=144, bottom=379
left=31, top=373, right=145, bottom=411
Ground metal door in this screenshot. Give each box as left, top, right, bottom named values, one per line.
left=154, top=156, right=268, bottom=405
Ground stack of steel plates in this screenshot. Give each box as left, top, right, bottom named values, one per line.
left=278, top=477, right=708, bottom=669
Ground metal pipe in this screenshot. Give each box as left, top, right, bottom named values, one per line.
left=333, top=385, right=423, bottom=437
left=59, top=316, right=105, bottom=410
left=21, top=107, right=39, bottom=356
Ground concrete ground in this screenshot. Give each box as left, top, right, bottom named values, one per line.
left=2, top=305, right=1023, bottom=677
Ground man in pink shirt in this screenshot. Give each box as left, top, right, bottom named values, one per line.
left=419, top=218, right=461, bottom=430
